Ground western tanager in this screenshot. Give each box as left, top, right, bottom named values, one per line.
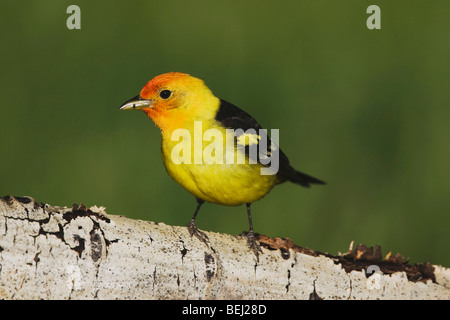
left=120, top=72, right=325, bottom=256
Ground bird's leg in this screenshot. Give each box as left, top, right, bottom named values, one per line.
left=242, top=203, right=262, bottom=260
left=187, top=198, right=209, bottom=245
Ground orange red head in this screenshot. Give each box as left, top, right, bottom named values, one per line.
left=120, top=72, right=220, bottom=133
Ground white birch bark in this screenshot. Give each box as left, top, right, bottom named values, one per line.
left=0, top=196, right=449, bottom=300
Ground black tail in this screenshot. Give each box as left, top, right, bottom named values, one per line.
left=284, top=168, right=326, bottom=188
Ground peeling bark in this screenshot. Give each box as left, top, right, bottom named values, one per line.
left=0, top=195, right=449, bottom=300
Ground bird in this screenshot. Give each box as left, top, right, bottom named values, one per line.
left=119, top=72, right=325, bottom=257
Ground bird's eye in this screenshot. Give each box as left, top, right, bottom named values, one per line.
left=159, top=90, right=172, bottom=99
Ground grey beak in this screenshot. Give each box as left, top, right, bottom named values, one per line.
left=119, top=95, right=152, bottom=110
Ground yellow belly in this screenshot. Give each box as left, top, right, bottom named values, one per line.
left=161, top=129, right=279, bottom=205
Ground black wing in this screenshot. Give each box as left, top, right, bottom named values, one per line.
left=215, top=99, right=325, bottom=187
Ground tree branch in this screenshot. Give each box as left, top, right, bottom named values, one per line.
left=0, top=195, right=449, bottom=299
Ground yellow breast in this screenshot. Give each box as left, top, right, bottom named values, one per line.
left=160, top=122, right=279, bottom=206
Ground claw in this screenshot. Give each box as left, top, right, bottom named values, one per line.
left=241, top=231, right=262, bottom=261
left=187, top=219, right=210, bottom=246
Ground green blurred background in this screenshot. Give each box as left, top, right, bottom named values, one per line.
left=1, top=1, right=449, bottom=266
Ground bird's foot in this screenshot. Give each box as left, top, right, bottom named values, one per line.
left=241, top=231, right=262, bottom=261
left=187, top=219, right=210, bottom=246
